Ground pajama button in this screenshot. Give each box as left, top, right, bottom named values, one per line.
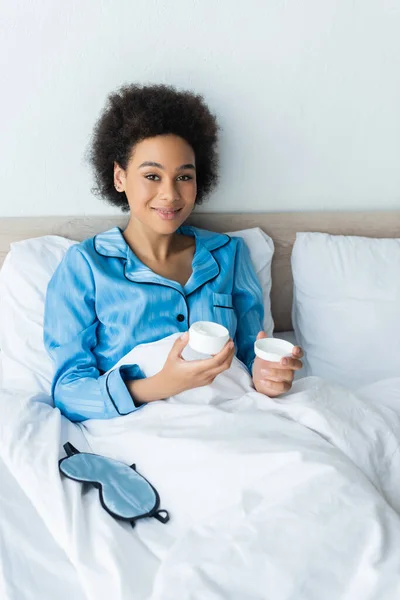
left=176, top=314, right=185, bottom=322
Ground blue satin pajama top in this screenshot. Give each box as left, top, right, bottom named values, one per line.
left=43, top=225, right=264, bottom=422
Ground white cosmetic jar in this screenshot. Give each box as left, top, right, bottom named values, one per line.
left=188, top=321, right=230, bottom=355
left=254, top=338, right=295, bottom=363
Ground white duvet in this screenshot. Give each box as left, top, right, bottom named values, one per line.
left=1, top=333, right=400, bottom=600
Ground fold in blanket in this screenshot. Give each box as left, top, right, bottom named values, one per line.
left=1, top=333, right=400, bottom=600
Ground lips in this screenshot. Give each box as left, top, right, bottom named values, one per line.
left=152, top=207, right=182, bottom=220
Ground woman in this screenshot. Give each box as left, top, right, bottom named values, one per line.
left=44, top=84, right=303, bottom=422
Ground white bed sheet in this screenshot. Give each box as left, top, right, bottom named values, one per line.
left=1, top=334, right=400, bottom=599
left=0, top=330, right=305, bottom=599
left=0, top=457, right=84, bottom=600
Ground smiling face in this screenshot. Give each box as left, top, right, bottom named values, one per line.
left=114, top=134, right=197, bottom=234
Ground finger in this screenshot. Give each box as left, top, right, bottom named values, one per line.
left=170, top=331, right=189, bottom=358
left=218, top=338, right=235, bottom=355
left=279, top=357, right=303, bottom=370
left=211, top=348, right=236, bottom=376
left=257, top=358, right=302, bottom=371
left=257, top=379, right=292, bottom=395
left=292, top=346, right=304, bottom=359
left=256, top=331, right=268, bottom=341
left=205, top=354, right=235, bottom=379
left=186, top=344, right=234, bottom=375
left=207, top=361, right=233, bottom=381
left=204, top=344, right=236, bottom=378
left=260, top=369, right=294, bottom=384
left=203, top=340, right=235, bottom=368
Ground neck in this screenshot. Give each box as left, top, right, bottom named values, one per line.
left=123, top=216, right=179, bottom=262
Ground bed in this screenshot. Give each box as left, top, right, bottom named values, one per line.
left=1, top=210, right=400, bottom=600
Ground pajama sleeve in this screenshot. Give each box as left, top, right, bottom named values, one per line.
left=232, top=238, right=265, bottom=374
left=43, top=246, right=145, bottom=422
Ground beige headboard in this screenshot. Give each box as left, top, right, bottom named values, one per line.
left=1, top=211, right=399, bottom=331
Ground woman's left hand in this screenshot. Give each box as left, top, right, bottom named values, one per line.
left=252, top=331, right=304, bottom=398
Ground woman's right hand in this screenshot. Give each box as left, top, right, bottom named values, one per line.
left=127, top=332, right=235, bottom=405
left=156, top=331, right=235, bottom=397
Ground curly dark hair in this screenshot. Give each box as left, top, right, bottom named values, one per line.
left=88, top=83, right=220, bottom=211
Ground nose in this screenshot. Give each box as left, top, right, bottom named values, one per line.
left=159, top=177, right=180, bottom=203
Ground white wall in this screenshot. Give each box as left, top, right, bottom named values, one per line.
left=1, top=0, right=399, bottom=217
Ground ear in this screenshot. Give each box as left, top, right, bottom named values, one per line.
left=114, top=161, right=126, bottom=192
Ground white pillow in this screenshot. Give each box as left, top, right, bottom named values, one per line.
left=0, top=228, right=274, bottom=396
left=0, top=236, right=77, bottom=397
left=227, top=228, right=274, bottom=337
left=292, top=232, right=400, bottom=388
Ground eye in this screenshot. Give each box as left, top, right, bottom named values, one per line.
left=145, top=174, right=160, bottom=181
left=176, top=174, right=193, bottom=182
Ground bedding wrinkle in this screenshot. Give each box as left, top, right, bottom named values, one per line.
left=2, top=335, right=400, bottom=598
